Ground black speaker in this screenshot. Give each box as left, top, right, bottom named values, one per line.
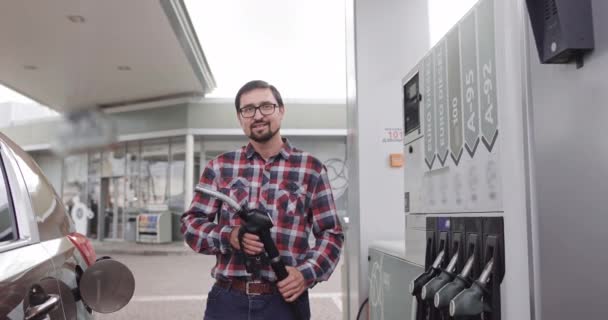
left=526, top=0, right=594, bottom=64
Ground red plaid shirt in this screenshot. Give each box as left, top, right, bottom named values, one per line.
left=181, top=139, right=344, bottom=287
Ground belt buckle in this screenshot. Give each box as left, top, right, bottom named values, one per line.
left=246, top=280, right=262, bottom=296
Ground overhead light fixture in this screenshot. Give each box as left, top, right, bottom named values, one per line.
left=67, top=15, right=85, bottom=23
left=117, top=66, right=132, bottom=71
left=23, top=65, right=38, bottom=70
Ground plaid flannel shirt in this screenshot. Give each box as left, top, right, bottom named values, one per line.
left=181, top=139, right=344, bottom=287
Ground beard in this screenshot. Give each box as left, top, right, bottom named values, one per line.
left=248, top=121, right=280, bottom=143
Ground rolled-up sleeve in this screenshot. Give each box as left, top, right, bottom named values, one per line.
left=297, top=167, right=344, bottom=287
left=181, top=161, right=234, bottom=255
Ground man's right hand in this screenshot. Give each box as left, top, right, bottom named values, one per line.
left=230, top=226, right=265, bottom=255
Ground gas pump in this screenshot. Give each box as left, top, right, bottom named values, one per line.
left=400, top=0, right=508, bottom=318
left=360, top=0, right=604, bottom=318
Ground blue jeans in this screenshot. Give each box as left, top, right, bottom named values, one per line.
left=203, top=284, right=311, bottom=320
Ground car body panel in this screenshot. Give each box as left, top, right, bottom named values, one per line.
left=0, top=133, right=93, bottom=320
left=0, top=242, right=61, bottom=319
left=42, top=237, right=93, bottom=320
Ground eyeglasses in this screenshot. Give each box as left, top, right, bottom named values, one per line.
left=238, top=103, right=278, bottom=118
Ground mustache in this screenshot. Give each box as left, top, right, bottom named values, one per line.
left=250, top=121, right=269, bottom=129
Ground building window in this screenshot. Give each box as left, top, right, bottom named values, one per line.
left=100, top=144, right=127, bottom=239
left=101, top=144, right=127, bottom=178
left=62, top=154, right=88, bottom=213
left=126, top=141, right=141, bottom=211
left=87, top=152, right=101, bottom=239
left=169, top=137, right=185, bottom=212
left=61, top=136, right=192, bottom=240
left=140, top=139, right=170, bottom=211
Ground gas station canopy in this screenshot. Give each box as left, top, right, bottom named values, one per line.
left=0, top=0, right=215, bottom=112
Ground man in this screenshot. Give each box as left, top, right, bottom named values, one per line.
left=181, top=80, right=344, bottom=319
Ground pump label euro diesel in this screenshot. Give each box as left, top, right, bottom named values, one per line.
left=434, top=39, right=449, bottom=167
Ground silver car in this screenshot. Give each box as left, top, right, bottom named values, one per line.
left=0, top=133, right=134, bottom=320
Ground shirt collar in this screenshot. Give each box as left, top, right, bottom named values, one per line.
left=245, top=138, right=293, bottom=160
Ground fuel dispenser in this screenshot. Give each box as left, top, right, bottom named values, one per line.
left=363, top=0, right=606, bottom=318
left=400, top=0, right=508, bottom=318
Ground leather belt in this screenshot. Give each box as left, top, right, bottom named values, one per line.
left=215, top=278, right=278, bottom=296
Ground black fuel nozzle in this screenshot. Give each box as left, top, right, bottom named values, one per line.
left=239, top=208, right=274, bottom=232
left=194, top=185, right=289, bottom=280
left=433, top=251, right=475, bottom=308
left=449, top=257, right=494, bottom=317
left=409, top=250, right=445, bottom=296
left=420, top=250, right=459, bottom=301
left=232, top=206, right=288, bottom=279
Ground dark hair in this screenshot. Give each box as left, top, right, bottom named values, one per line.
left=234, top=80, right=284, bottom=112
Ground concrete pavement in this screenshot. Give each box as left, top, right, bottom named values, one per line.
left=92, top=240, right=193, bottom=256
left=92, top=241, right=345, bottom=320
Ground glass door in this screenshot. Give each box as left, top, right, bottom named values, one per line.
left=100, top=177, right=126, bottom=240
left=99, top=145, right=127, bottom=240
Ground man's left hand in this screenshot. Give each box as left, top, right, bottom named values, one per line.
left=277, top=266, right=307, bottom=302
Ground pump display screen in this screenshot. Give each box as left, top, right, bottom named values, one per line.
left=403, top=74, right=420, bottom=135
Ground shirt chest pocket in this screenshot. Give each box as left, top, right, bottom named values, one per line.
left=219, top=177, right=250, bottom=222
left=275, top=180, right=307, bottom=216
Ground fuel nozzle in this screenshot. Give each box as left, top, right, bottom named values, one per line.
left=449, top=258, right=494, bottom=317
left=409, top=250, right=445, bottom=296
left=434, top=251, right=475, bottom=308
left=420, top=250, right=459, bottom=301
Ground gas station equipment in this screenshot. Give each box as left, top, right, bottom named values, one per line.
left=136, top=212, right=172, bottom=243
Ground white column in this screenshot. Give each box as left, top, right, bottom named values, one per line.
left=346, top=0, right=431, bottom=318
left=184, top=134, right=195, bottom=210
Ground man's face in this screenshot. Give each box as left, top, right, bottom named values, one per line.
left=237, top=88, right=284, bottom=143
